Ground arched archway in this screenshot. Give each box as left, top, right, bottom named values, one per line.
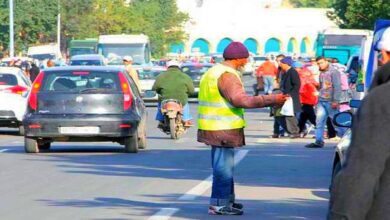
left=300, top=37, right=311, bottom=54
left=287, top=38, right=298, bottom=53
left=216, top=38, right=233, bottom=53
left=191, top=38, right=210, bottom=54
left=264, top=38, right=281, bottom=53
left=243, top=38, right=258, bottom=54
left=170, top=43, right=185, bottom=54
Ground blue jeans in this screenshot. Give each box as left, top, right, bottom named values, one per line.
left=210, top=146, right=235, bottom=206
left=315, top=101, right=339, bottom=143
left=155, top=102, right=192, bottom=122
left=263, top=75, right=275, bottom=94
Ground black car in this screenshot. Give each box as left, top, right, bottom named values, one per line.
left=23, top=66, right=147, bottom=153
left=181, top=62, right=213, bottom=98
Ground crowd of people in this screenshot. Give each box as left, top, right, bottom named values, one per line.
left=254, top=53, right=355, bottom=148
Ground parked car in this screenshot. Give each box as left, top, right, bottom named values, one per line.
left=138, top=66, right=166, bottom=105
left=0, top=67, right=32, bottom=135
left=70, top=54, right=105, bottom=66
left=23, top=66, right=147, bottom=153
left=181, top=62, right=214, bottom=98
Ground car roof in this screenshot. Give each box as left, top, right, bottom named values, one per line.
left=181, top=62, right=214, bottom=67
left=70, top=54, right=104, bottom=61
left=0, top=67, right=23, bottom=75
left=42, top=66, right=126, bottom=73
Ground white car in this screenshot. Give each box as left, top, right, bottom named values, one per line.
left=138, top=66, right=166, bottom=105
left=0, top=67, right=32, bottom=134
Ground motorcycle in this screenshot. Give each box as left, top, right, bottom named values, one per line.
left=159, top=99, right=189, bottom=139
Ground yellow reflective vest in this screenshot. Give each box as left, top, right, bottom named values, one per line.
left=197, top=64, right=245, bottom=131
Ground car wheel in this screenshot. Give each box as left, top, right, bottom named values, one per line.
left=124, top=134, right=139, bottom=153
left=24, top=137, right=39, bottom=153
left=138, top=118, right=147, bottom=149
left=38, top=142, right=51, bottom=151
left=19, top=125, right=25, bottom=136
left=139, top=135, right=147, bottom=149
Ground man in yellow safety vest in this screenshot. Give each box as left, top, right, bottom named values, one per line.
left=198, top=42, right=288, bottom=215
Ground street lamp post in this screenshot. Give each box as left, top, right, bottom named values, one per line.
left=57, top=0, right=61, bottom=57
left=9, top=0, right=14, bottom=57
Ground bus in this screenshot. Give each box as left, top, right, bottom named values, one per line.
left=68, top=38, right=98, bottom=57
left=97, top=34, right=151, bottom=66
left=315, top=28, right=373, bottom=64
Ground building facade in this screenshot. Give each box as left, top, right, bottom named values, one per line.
left=173, top=0, right=338, bottom=56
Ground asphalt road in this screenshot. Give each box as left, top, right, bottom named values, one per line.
left=0, top=75, right=337, bottom=220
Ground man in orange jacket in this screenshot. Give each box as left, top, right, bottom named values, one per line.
left=256, top=57, right=278, bottom=94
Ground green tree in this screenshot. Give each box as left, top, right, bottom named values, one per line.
left=127, top=0, right=189, bottom=57
left=0, top=0, right=57, bottom=54
left=330, top=0, right=390, bottom=29
left=288, top=0, right=332, bottom=8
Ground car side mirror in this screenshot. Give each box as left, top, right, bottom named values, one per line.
left=333, top=112, right=353, bottom=128
left=349, top=99, right=361, bottom=108
left=144, top=90, right=157, bottom=98
left=356, top=83, right=365, bottom=92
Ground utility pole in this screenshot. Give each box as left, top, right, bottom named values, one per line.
left=9, top=0, right=14, bottom=57
left=57, top=0, right=61, bottom=57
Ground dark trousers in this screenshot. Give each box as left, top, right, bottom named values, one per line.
left=298, top=104, right=316, bottom=133
left=327, top=117, right=337, bottom=138
left=273, top=116, right=287, bottom=135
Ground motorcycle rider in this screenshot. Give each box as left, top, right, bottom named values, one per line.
left=152, top=60, right=195, bottom=127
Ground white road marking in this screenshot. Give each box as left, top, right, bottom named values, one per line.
left=148, top=208, right=179, bottom=220
left=12, top=141, right=22, bottom=144
left=149, top=150, right=249, bottom=219
left=0, top=149, right=9, bottom=153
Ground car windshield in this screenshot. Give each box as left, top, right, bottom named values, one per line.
left=254, top=57, right=266, bottom=61
left=138, top=69, right=162, bottom=80
left=70, top=48, right=95, bottom=56
left=30, top=54, right=56, bottom=61
left=41, top=71, right=121, bottom=93
left=99, top=44, right=144, bottom=65
left=324, top=35, right=365, bottom=46
left=70, top=60, right=103, bottom=66
left=181, top=65, right=212, bottom=78
left=0, top=73, right=18, bottom=86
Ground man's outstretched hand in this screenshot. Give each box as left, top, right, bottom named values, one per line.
left=274, top=94, right=290, bottom=107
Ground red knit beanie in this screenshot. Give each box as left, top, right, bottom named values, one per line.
left=223, top=42, right=249, bottom=59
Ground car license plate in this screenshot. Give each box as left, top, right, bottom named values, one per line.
left=59, top=126, right=100, bottom=134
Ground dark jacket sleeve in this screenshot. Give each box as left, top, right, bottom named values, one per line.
left=217, top=72, right=277, bottom=108
left=328, top=84, right=390, bottom=220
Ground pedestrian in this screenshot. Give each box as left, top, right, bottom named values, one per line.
left=328, top=28, right=390, bottom=220
left=46, top=59, right=55, bottom=68
left=294, top=61, right=318, bottom=137
left=123, top=56, right=140, bottom=91
left=279, top=57, right=301, bottom=138
left=270, top=89, right=288, bottom=138
left=197, top=42, right=287, bottom=215
left=305, top=56, right=342, bottom=148
left=255, top=57, right=278, bottom=94
left=29, top=62, right=40, bottom=82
